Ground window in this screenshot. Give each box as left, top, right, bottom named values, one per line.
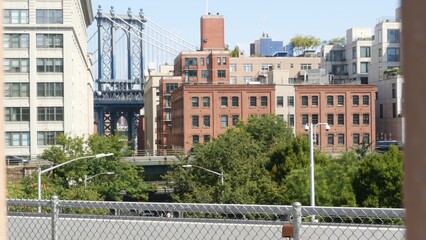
left=37, top=131, right=62, bottom=145
left=388, top=29, right=400, bottom=43
left=301, top=96, right=308, bottom=107
left=328, top=134, right=334, bottom=145
left=312, top=114, right=318, bottom=124
left=222, top=57, right=227, bottom=65
left=352, top=63, right=357, bottom=74
left=4, top=83, right=29, bottom=97
left=302, top=114, right=309, bottom=125
left=192, top=97, right=199, bottom=107
left=337, top=95, right=344, bottom=106
left=4, top=34, right=29, bottom=48
left=187, top=70, right=197, bottom=78
left=5, top=132, right=30, bottom=146
left=37, top=83, right=63, bottom=97
left=392, top=83, right=396, bottom=98
left=192, top=135, right=199, bottom=144
left=221, top=97, right=228, bottom=107
left=360, top=62, right=369, bottom=73
left=218, top=70, right=226, bottom=78
left=37, top=107, right=63, bottom=121
left=201, top=70, right=210, bottom=78
left=206, top=57, right=210, bottom=66
left=288, top=96, right=294, bottom=107
left=203, top=97, right=210, bottom=107
left=232, top=96, right=239, bottom=107
left=353, top=114, right=360, bottom=125
left=380, top=104, right=384, bottom=118
left=338, top=114, right=344, bottom=125
left=36, top=34, right=63, bottom=48
left=353, top=95, right=359, bottom=106
left=327, top=96, right=334, bottom=106
left=352, top=47, right=357, bottom=59
left=277, top=96, right=284, bottom=107
left=379, top=48, right=383, bottom=62
left=363, top=114, right=370, bottom=125
left=192, top=115, right=199, bottom=127
left=36, top=9, right=63, bottom=24
left=243, top=76, right=253, bottom=83
left=312, top=96, right=318, bottom=106
left=353, top=134, right=360, bottom=145
left=387, top=48, right=400, bottom=62
left=221, top=115, right=228, bottom=127
left=230, top=76, right=237, bottom=84
left=288, top=114, right=295, bottom=126
left=4, top=58, right=29, bottom=73
left=37, top=58, right=63, bottom=72
left=230, top=64, right=236, bottom=72
left=217, top=57, right=221, bottom=65
left=243, top=64, right=252, bottom=72
left=378, top=29, right=383, bottom=43
left=203, top=115, right=210, bottom=127
left=393, top=103, right=397, bottom=118
left=360, top=47, right=371, bottom=57
left=327, top=114, right=334, bottom=125
left=250, top=96, right=257, bottom=107
left=200, top=58, right=204, bottom=66
left=203, top=135, right=210, bottom=142
left=362, top=95, right=369, bottom=105
left=300, top=64, right=312, bottom=70
left=232, top=115, right=239, bottom=126
left=4, top=9, right=29, bottom=24
left=5, top=107, right=30, bottom=121
left=260, top=96, right=268, bottom=107
left=363, top=133, right=370, bottom=144
left=165, top=83, right=178, bottom=94
left=338, top=134, right=344, bottom=145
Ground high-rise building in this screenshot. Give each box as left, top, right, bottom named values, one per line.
left=250, top=33, right=286, bottom=57
left=3, top=0, right=94, bottom=161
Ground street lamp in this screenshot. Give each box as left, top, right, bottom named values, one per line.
left=37, top=153, right=113, bottom=212
left=182, top=164, right=224, bottom=186
left=305, top=123, right=330, bottom=215
left=84, top=171, right=115, bottom=188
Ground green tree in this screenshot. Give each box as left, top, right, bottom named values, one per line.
left=352, top=145, right=403, bottom=208
left=229, top=45, right=240, bottom=57
left=12, top=134, right=156, bottom=201
left=327, top=37, right=346, bottom=46
left=289, top=35, right=321, bottom=56
left=164, top=124, right=285, bottom=205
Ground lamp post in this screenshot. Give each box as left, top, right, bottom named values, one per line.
left=182, top=164, right=224, bottom=186
left=305, top=123, right=330, bottom=217
left=37, top=153, right=113, bottom=212
left=84, top=171, right=115, bottom=188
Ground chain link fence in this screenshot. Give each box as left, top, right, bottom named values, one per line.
left=7, top=197, right=405, bottom=240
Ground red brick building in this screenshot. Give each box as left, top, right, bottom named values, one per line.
left=295, top=85, right=376, bottom=153
left=169, top=84, right=275, bottom=151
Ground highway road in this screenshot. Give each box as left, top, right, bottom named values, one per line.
left=7, top=214, right=405, bottom=240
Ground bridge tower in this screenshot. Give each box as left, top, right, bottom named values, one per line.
left=94, top=7, right=146, bottom=149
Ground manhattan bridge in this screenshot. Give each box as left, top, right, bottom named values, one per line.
left=88, top=6, right=197, bottom=149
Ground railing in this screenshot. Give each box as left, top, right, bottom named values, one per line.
left=7, top=197, right=405, bottom=240
left=130, top=149, right=186, bottom=157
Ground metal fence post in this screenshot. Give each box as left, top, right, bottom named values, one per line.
left=292, top=202, right=302, bottom=240
left=51, top=195, right=59, bottom=240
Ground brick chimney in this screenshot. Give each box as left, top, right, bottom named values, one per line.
left=200, top=14, right=225, bottom=51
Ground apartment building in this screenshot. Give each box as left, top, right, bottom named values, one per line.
left=295, top=85, right=376, bottom=153
left=143, top=65, right=174, bottom=154
left=169, top=84, right=275, bottom=151
left=3, top=0, right=94, bottom=160
left=229, top=56, right=321, bottom=85
left=369, top=8, right=404, bottom=142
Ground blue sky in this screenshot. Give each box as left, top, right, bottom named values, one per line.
left=90, top=0, right=400, bottom=54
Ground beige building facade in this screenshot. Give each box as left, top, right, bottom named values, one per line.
left=3, top=0, right=94, bottom=160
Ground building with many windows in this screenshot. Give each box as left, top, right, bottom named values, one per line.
left=295, top=85, right=376, bottom=153
left=3, top=0, right=94, bottom=160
